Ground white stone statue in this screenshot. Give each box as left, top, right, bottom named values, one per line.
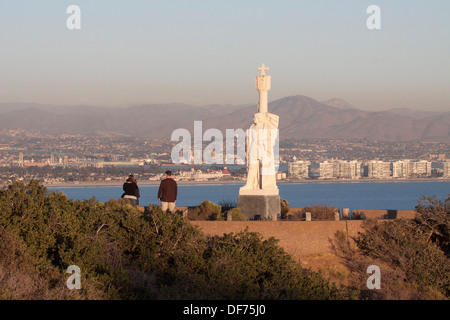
left=240, top=64, right=279, bottom=195
left=256, top=63, right=271, bottom=113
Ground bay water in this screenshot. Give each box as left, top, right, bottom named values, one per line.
left=49, top=181, right=450, bottom=211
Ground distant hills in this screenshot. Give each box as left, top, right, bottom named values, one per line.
left=320, top=98, right=358, bottom=110
left=0, top=96, right=448, bottom=142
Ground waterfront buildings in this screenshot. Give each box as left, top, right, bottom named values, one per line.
left=392, top=160, right=432, bottom=178
left=318, top=160, right=361, bottom=179
left=338, top=160, right=361, bottom=179
left=444, top=161, right=450, bottom=178
left=288, top=160, right=311, bottom=179
left=365, top=160, right=391, bottom=179
left=319, top=160, right=336, bottom=179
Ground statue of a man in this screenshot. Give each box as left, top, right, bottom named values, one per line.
left=241, top=112, right=279, bottom=191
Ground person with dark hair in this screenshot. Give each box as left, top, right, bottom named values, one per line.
left=158, top=170, right=177, bottom=213
left=122, top=174, right=140, bottom=206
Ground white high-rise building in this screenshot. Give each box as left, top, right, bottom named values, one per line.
left=366, top=160, right=391, bottom=179
left=444, top=161, right=450, bottom=178
left=411, top=160, right=432, bottom=177
left=339, top=160, right=362, bottom=179
left=393, top=160, right=432, bottom=178
left=288, top=160, right=311, bottom=179
left=319, top=160, right=361, bottom=179
left=19, top=152, right=24, bottom=167
left=393, top=160, right=410, bottom=178
left=319, top=161, right=337, bottom=179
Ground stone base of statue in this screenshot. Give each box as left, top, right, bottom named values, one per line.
left=238, top=188, right=280, bottom=221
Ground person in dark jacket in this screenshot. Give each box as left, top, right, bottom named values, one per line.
left=158, top=171, right=177, bottom=213
left=122, top=174, right=140, bottom=206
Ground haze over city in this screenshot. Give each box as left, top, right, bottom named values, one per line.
left=1, top=0, right=449, bottom=111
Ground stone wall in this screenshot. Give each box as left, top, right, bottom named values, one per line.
left=191, top=220, right=365, bottom=260
left=140, top=205, right=415, bottom=266
left=285, top=208, right=416, bottom=220
left=141, top=205, right=416, bottom=271
left=177, top=207, right=416, bottom=221
left=352, top=209, right=416, bottom=220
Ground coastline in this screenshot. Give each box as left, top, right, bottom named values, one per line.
left=43, top=177, right=450, bottom=188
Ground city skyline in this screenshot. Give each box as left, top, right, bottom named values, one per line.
left=1, top=1, right=449, bottom=111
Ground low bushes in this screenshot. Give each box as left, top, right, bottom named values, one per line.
left=186, top=200, right=224, bottom=221
left=186, top=200, right=248, bottom=221
left=332, top=196, right=450, bottom=300
left=286, top=205, right=339, bottom=221
left=415, top=195, right=450, bottom=257
left=227, top=207, right=247, bottom=221
left=280, top=198, right=290, bottom=219
left=0, top=180, right=354, bottom=300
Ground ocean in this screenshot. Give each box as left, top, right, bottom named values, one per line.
left=48, top=180, right=450, bottom=211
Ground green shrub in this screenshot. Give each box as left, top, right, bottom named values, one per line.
left=415, top=195, right=450, bottom=257
left=333, top=215, right=450, bottom=300
left=187, top=200, right=223, bottom=221
left=200, top=230, right=358, bottom=300
left=355, top=219, right=449, bottom=296
left=280, top=198, right=290, bottom=219
left=228, top=207, right=247, bottom=221
left=200, top=200, right=222, bottom=220
left=0, top=225, right=83, bottom=300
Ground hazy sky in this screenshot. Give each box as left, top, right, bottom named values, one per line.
left=1, top=0, right=449, bottom=111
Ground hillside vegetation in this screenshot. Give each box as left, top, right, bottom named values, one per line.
left=0, top=180, right=356, bottom=300
left=1, top=180, right=448, bottom=300
left=333, top=196, right=450, bottom=299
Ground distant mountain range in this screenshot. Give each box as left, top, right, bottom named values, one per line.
left=320, top=98, right=358, bottom=110
left=0, top=96, right=448, bottom=142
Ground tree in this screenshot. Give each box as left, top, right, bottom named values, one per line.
left=415, top=195, right=450, bottom=257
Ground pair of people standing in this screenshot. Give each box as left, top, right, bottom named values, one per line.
left=122, top=171, right=177, bottom=214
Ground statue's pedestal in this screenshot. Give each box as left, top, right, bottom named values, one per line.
left=238, top=189, right=280, bottom=221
